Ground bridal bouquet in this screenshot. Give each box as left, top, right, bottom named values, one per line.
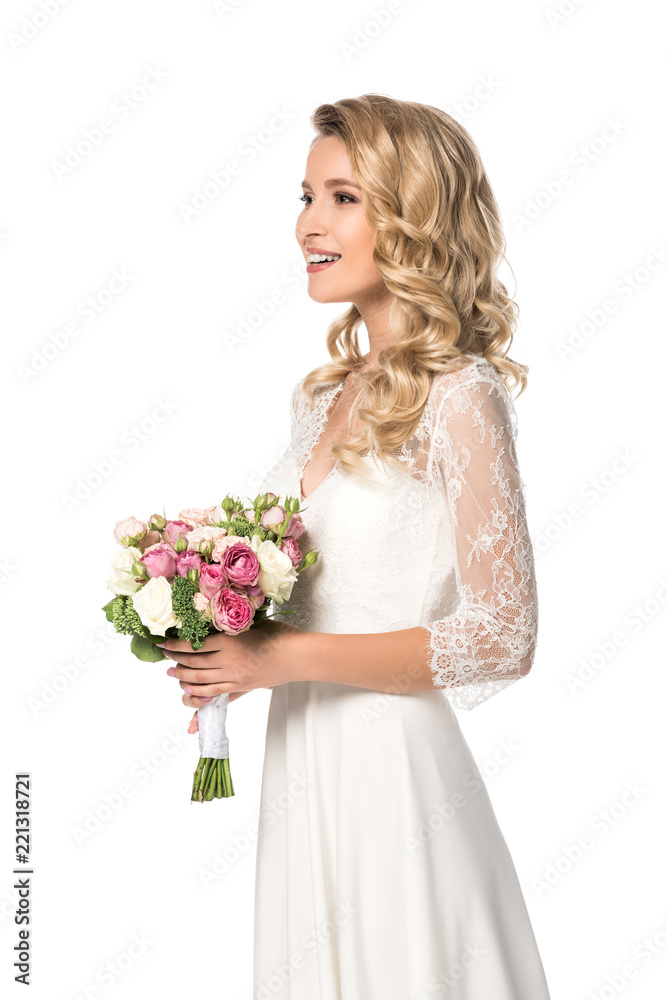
left=101, top=493, right=317, bottom=803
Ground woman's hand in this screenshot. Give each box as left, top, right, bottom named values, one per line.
left=159, top=618, right=298, bottom=712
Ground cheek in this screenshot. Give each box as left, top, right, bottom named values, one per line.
left=341, top=225, right=376, bottom=274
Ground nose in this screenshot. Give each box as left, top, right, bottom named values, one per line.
left=297, top=221, right=326, bottom=240
left=296, top=203, right=328, bottom=242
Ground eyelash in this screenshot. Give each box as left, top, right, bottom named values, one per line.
left=299, top=192, right=357, bottom=206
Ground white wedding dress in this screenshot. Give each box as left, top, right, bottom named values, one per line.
left=252, top=356, right=551, bottom=1000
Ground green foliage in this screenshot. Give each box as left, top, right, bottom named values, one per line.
left=227, top=516, right=255, bottom=538
left=101, top=598, right=116, bottom=623
left=171, top=575, right=212, bottom=651
left=131, top=634, right=166, bottom=662
left=111, top=595, right=150, bottom=638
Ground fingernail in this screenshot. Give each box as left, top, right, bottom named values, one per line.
left=200, top=697, right=212, bottom=702
left=184, top=686, right=192, bottom=694
left=166, top=667, right=176, bottom=677
left=156, top=642, right=165, bottom=647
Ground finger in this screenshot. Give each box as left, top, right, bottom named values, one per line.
left=179, top=681, right=238, bottom=708
left=160, top=648, right=215, bottom=667
left=182, top=693, right=213, bottom=710
left=180, top=683, right=231, bottom=698
left=159, top=634, right=227, bottom=654
left=169, top=666, right=217, bottom=685
left=187, top=710, right=199, bottom=733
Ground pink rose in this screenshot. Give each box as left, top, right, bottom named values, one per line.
left=260, top=505, right=287, bottom=530
left=283, top=512, right=305, bottom=540
left=176, top=549, right=203, bottom=577
left=211, top=534, right=245, bottom=564
left=211, top=587, right=253, bottom=635
left=139, top=542, right=178, bottom=578
left=163, top=519, right=194, bottom=548
left=113, top=516, right=148, bottom=546
left=279, top=537, right=302, bottom=568
left=198, top=562, right=226, bottom=600
left=245, top=584, right=266, bottom=611
left=222, top=541, right=260, bottom=587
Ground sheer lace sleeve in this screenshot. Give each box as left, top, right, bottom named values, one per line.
left=420, top=366, right=539, bottom=711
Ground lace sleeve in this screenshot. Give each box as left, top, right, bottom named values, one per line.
left=420, top=368, right=539, bottom=711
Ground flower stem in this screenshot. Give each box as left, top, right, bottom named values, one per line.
left=190, top=755, right=235, bottom=802
left=191, top=757, right=205, bottom=801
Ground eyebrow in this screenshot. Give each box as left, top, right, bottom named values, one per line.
left=301, top=177, right=361, bottom=191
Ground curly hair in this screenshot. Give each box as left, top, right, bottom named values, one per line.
left=300, top=92, right=528, bottom=481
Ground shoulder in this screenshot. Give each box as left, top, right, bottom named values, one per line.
left=429, top=356, right=518, bottom=441
left=290, top=375, right=305, bottom=408
left=290, top=372, right=343, bottom=416
left=289, top=373, right=332, bottom=433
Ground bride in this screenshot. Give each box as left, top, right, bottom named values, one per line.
left=162, top=93, right=552, bottom=999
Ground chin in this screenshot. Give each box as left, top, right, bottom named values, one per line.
left=308, top=282, right=359, bottom=305
left=307, top=288, right=346, bottom=304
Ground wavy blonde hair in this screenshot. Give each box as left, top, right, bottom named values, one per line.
left=300, top=93, right=528, bottom=481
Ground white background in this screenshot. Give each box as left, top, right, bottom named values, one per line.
left=2, top=1, right=666, bottom=998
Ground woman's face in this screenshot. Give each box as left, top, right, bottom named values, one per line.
left=296, top=136, right=388, bottom=309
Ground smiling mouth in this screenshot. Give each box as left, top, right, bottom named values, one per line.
left=306, top=253, right=341, bottom=272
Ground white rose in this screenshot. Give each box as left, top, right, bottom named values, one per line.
left=250, top=534, right=298, bottom=605
left=106, top=545, right=144, bottom=596
left=131, top=576, right=182, bottom=636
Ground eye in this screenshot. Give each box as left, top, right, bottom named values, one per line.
left=298, top=192, right=358, bottom=205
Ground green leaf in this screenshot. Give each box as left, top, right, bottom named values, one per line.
left=102, top=598, right=118, bottom=622
left=130, top=634, right=166, bottom=662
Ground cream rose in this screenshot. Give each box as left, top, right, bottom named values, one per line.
left=186, top=525, right=228, bottom=553
left=131, top=576, right=182, bottom=636
left=113, top=516, right=147, bottom=546
left=249, top=534, right=298, bottom=605
left=202, top=504, right=225, bottom=524
left=106, top=545, right=144, bottom=596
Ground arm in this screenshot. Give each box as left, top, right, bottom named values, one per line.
left=285, top=368, right=538, bottom=706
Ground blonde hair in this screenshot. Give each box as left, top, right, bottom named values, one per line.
left=300, top=92, right=528, bottom=481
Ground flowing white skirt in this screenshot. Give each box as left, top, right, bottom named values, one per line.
left=252, top=679, right=552, bottom=1000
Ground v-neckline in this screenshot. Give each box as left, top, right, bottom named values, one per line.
left=298, top=377, right=347, bottom=502
left=299, top=463, right=338, bottom=503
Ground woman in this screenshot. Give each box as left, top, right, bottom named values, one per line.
left=161, top=94, right=552, bottom=999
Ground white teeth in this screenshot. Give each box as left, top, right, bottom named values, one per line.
left=307, top=253, right=341, bottom=263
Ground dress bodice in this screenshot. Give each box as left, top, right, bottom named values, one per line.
left=257, top=357, right=539, bottom=711
left=260, top=445, right=458, bottom=635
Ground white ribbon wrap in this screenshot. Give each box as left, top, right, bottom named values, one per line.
left=197, top=693, right=230, bottom=760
